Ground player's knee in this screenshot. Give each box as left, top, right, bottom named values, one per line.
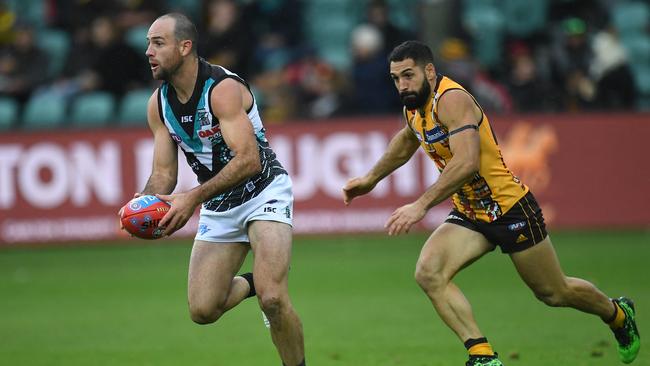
left=189, top=304, right=224, bottom=324
left=414, top=261, right=447, bottom=293
left=258, top=293, right=287, bottom=319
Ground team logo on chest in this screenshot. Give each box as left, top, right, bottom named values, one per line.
left=197, top=109, right=210, bottom=127
left=196, top=108, right=221, bottom=144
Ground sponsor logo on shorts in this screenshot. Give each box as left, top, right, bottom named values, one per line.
left=516, top=234, right=528, bottom=243
left=446, top=214, right=464, bottom=221
left=245, top=182, right=255, bottom=192
left=263, top=206, right=277, bottom=213
left=198, top=224, right=210, bottom=236
left=508, top=221, right=527, bottom=231
left=284, top=206, right=291, bottom=219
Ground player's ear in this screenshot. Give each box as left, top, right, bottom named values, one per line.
left=425, top=63, right=436, bottom=81
left=179, top=40, right=193, bottom=56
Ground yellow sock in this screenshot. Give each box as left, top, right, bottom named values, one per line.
left=468, top=342, right=495, bottom=356
left=609, top=303, right=626, bottom=329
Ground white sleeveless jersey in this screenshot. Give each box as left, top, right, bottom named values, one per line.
left=157, top=59, right=287, bottom=212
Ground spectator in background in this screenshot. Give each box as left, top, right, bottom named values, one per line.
left=245, top=0, right=303, bottom=49
left=437, top=37, right=512, bottom=114
left=366, top=0, right=414, bottom=56
left=349, top=24, right=398, bottom=114
left=113, top=0, right=164, bottom=30
left=284, top=48, right=343, bottom=119
left=246, top=0, right=303, bottom=81
left=199, top=0, right=254, bottom=78
left=85, top=16, right=148, bottom=98
left=50, top=0, right=119, bottom=35
left=35, top=15, right=148, bottom=105
left=0, top=1, right=16, bottom=46
left=590, top=25, right=637, bottom=109
left=0, top=24, right=49, bottom=106
left=250, top=56, right=297, bottom=123
left=505, top=41, right=554, bottom=112
left=550, top=17, right=595, bottom=110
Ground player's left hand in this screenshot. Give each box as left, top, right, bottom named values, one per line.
left=156, top=192, right=199, bottom=236
left=385, top=202, right=427, bottom=236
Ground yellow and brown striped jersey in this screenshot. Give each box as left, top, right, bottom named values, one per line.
left=405, top=75, right=528, bottom=222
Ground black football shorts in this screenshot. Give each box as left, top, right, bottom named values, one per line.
left=445, top=191, right=548, bottom=253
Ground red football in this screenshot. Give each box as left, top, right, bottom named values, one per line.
left=120, top=195, right=170, bottom=239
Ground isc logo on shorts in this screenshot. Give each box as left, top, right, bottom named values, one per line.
left=262, top=205, right=291, bottom=218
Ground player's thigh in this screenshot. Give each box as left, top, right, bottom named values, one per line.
left=509, top=236, right=568, bottom=294
left=248, top=220, right=293, bottom=290
left=188, top=240, right=250, bottom=306
left=418, top=222, right=495, bottom=280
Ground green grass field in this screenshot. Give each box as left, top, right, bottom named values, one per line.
left=1, top=230, right=648, bottom=366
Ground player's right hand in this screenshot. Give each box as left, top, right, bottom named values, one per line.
left=342, top=176, right=376, bottom=206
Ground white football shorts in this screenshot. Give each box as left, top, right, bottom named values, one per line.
left=195, top=174, right=293, bottom=243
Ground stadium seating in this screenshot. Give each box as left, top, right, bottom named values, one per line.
left=6, top=0, right=45, bottom=28
left=612, top=1, right=649, bottom=36
left=22, top=94, right=67, bottom=129
left=37, top=29, right=71, bottom=79
left=501, top=0, right=547, bottom=37
left=0, top=97, right=19, bottom=130
left=302, top=0, right=419, bottom=70
left=118, top=89, right=152, bottom=126
left=622, top=33, right=650, bottom=64
left=462, top=0, right=505, bottom=68
left=70, top=92, right=116, bottom=128
left=304, top=0, right=357, bottom=69
left=125, top=25, right=149, bottom=53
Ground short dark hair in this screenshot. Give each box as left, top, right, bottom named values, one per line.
left=388, top=40, right=434, bottom=67
left=158, top=13, right=198, bottom=55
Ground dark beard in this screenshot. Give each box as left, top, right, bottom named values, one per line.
left=399, top=79, right=431, bottom=109
left=155, top=60, right=182, bottom=81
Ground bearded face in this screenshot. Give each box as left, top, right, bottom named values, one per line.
left=153, top=54, right=182, bottom=81
left=399, top=77, right=431, bottom=109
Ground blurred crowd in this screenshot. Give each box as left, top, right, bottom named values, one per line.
left=0, top=0, right=648, bottom=130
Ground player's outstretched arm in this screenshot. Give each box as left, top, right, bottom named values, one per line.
left=158, top=79, right=261, bottom=235
left=343, top=126, right=419, bottom=205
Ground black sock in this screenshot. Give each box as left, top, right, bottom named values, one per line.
left=239, top=272, right=256, bottom=298
left=464, top=337, right=489, bottom=350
